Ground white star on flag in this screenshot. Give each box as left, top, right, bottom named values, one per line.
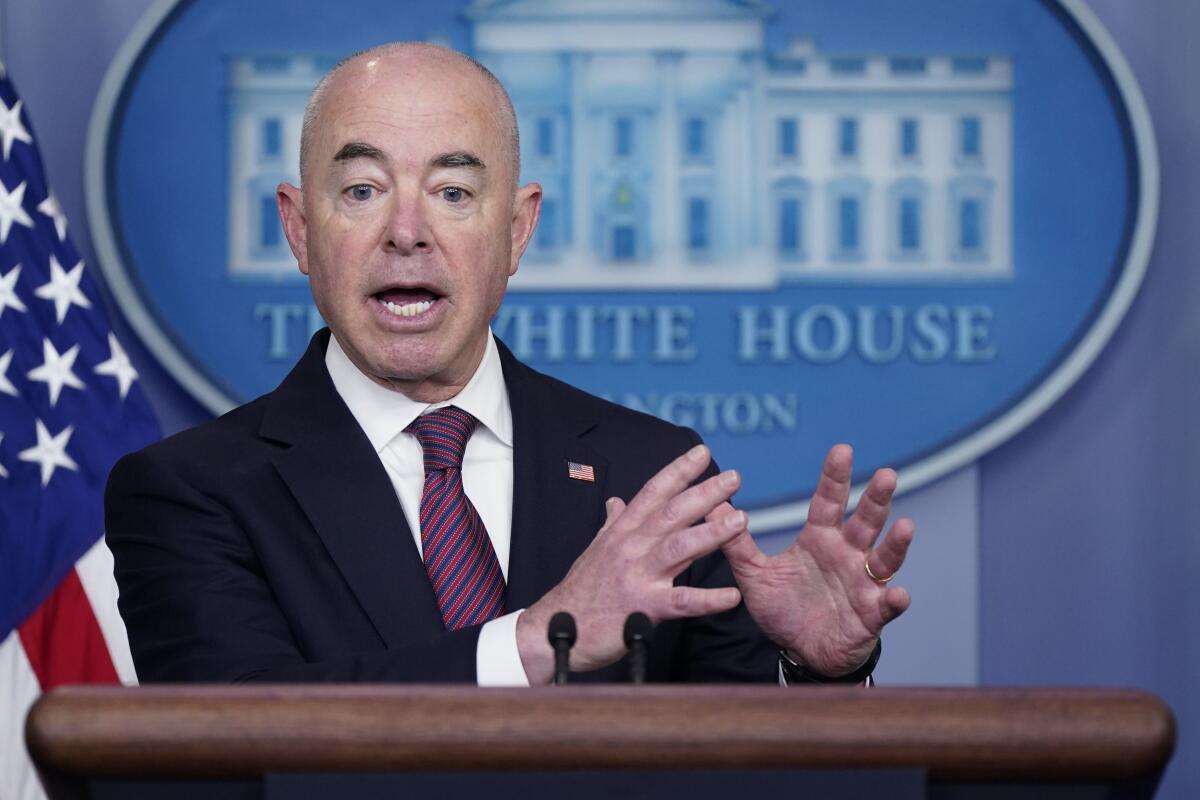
left=34, top=253, right=91, bottom=324
left=94, top=333, right=139, bottom=399
left=17, top=418, right=78, bottom=487
left=26, top=338, right=85, bottom=407
left=1, top=64, right=160, bottom=800
left=0, top=97, right=32, bottom=161
left=0, top=348, right=17, bottom=397
left=0, top=263, right=26, bottom=318
left=37, top=191, right=67, bottom=241
left=0, top=178, right=33, bottom=243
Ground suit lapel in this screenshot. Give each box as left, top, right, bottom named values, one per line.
left=260, top=331, right=445, bottom=646
left=500, top=342, right=610, bottom=610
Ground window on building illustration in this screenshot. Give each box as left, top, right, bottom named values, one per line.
left=774, top=57, right=807, bottom=75
left=262, top=118, right=282, bottom=159
left=537, top=198, right=557, bottom=249
left=899, top=196, right=921, bottom=252
left=536, top=118, right=555, bottom=158
left=961, top=116, right=982, bottom=159
left=612, top=225, right=636, bottom=260
left=687, top=197, right=709, bottom=251
left=890, top=57, right=927, bottom=75
left=260, top=193, right=281, bottom=250
left=685, top=118, right=707, bottom=158
left=830, top=57, right=866, bottom=75
left=838, top=117, right=858, bottom=158
left=952, top=57, right=989, bottom=75
left=779, top=197, right=803, bottom=257
left=778, top=118, right=798, bottom=159
left=960, top=198, right=983, bottom=252
left=614, top=117, right=634, bottom=158
left=899, top=118, right=919, bottom=159
left=253, top=56, right=290, bottom=74
left=838, top=197, right=860, bottom=252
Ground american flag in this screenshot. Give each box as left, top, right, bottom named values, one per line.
left=0, top=68, right=159, bottom=799
left=567, top=461, right=595, bottom=482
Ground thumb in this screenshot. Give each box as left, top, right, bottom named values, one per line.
left=602, top=496, right=627, bottom=530
left=709, top=502, right=765, bottom=570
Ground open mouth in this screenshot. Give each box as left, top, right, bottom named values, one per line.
left=375, top=288, right=441, bottom=318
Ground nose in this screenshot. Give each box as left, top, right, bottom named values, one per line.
left=383, top=190, right=432, bottom=255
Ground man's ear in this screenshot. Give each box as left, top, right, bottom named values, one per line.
left=277, top=182, right=309, bottom=275
left=508, top=182, right=542, bottom=277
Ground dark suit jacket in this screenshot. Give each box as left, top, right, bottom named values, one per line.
left=106, top=330, right=776, bottom=683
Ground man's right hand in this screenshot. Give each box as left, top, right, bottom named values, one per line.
left=515, top=444, right=748, bottom=685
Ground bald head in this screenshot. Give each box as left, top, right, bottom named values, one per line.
left=299, top=42, right=521, bottom=190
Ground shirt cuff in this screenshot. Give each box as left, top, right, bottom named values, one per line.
left=476, top=609, right=529, bottom=687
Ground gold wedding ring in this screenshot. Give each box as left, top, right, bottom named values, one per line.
left=865, top=558, right=896, bottom=584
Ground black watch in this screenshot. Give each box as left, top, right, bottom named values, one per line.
left=778, top=639, right=881, bottom=684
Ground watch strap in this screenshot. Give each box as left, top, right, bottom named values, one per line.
left=778, top=639, right=882, bottom=684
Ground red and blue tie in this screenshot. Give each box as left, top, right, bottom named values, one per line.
left=406, top=406, right=506, bottom=630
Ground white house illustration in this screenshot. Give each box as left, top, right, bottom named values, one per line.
left=226, top=0, right=1013, bottom=290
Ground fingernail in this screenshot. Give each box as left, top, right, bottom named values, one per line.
left=725, top=510, right=746, bottom=530
left=719, top=470, right=739, bottom=489
left=688, top=444, right=708, bottom=462
left=605, top=498, right=617, bottom=513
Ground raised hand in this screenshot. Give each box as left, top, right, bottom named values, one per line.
left=715, top=444, right=913, bottom=677
left=516, top=444, right=749, bottom=684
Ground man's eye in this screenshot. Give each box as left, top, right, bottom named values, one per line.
left=347, top=185, right=375, bottom=202
left=442, top=186, right=467, bottom=203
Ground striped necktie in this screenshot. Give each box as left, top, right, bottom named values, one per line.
left=406, top=406, right=506, bottom=630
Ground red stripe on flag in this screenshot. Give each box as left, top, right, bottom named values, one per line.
left=17, top=568, right=119, bottom=690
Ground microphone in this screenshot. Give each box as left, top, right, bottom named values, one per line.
left=547, top=611, right=576, bottom=686
left=623, top=612, right=654, bottom=685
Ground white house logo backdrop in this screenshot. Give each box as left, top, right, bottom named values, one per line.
left=89, top=0, right=1156, bottom=531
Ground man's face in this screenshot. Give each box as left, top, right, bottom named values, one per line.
left=279, top=51, right=539, bottom=400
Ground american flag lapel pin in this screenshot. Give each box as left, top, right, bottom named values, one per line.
left=567, top=461, right=595, bottom=482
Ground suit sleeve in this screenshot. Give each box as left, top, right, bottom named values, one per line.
left=106, top=450, right=481, bottom=683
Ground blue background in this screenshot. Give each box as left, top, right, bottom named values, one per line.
left=4, top=0, right=1197, bottom=796
left=105, top=0, right=1130, bottom=507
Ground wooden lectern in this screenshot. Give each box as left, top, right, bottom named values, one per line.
left=26, top=685, right=1175, bottom=799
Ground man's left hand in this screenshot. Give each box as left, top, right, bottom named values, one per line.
left=712, top=444, right=913, bottom=677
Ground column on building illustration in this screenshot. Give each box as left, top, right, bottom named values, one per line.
left=226, top=55, right=326, bottom=281
left=657, top=51, right=683, bottom=264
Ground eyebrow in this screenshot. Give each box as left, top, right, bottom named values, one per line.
left=333, top=142, right=387, bottom=164
left=432, top=151, right=486, bottom=171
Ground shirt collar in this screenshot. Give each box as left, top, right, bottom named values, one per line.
left=325, top=332, right=513, bottom=453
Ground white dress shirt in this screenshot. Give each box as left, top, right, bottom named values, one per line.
left=325, top=332, right=529, bottom=686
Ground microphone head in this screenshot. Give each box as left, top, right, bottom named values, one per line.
left=548, top=611, right=577, bottom=646
left=623, top=611, right=653, bottom=647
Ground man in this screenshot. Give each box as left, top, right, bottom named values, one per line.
left=106, top=43, right=912, bottom=686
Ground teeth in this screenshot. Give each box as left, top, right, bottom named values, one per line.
left=381, top=299, right=434, bottom=318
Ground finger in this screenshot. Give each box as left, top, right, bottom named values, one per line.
left=655, top=585, right=742, bottom=622
left=620, top=444, right=713, bottom=527
left=704, top=500, right=737, bottom=524
left=651, top=468, right=742, bottom=535
left=865, top=517, right=914, bottom=582
left=880, top=585, right=911, bottom=625
left=806, top=444, right=854, bottom=528
left=844, top=468, right=897, bottom=549
left=655, top=509, right=748, bottom=574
